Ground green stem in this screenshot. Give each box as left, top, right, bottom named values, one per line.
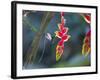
left=25, top=12, right=53, bottom=64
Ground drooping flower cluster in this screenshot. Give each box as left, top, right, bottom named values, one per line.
left=82, top=30, right=91, bottom=56
left=82, top=14, right=91, bottom=56
left=55, top=12, right=70, bottom=61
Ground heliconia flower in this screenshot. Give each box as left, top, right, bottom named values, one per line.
left=55, top=12, right=70, bottom=61
left=81, top=14, right=91, bottom=24
left=56, top=35, right=70, bottom=61
left=82, top=30, right=91, bottom=56
left=81, top=13, right=91, bottom=56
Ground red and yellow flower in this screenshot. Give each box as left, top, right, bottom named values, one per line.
left=55, top=12, right=70, bottom=61
left=81, top=14, right=91, bottom=56
left=82, top=30, right=91, bottom=56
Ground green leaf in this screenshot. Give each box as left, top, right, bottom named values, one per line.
left=23, top=17, right=38, bottom=32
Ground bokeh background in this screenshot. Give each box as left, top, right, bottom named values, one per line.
left=22, top=10, right=91, bottom=69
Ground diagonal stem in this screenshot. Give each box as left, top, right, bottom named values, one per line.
left=25, top=12, right=53, bottom=64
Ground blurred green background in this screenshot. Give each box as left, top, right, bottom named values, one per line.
left=22, top=10, right=91, bottom=69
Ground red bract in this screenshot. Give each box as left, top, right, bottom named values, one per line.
left=55, top=31, right=63, bottom=38
left=62, top=35, right=70, bottom=42
left=62, top=27, right=68, bottom=34
left=55, top=12, right=70, bottom=61
left=58, top=24, right=64, bottom=31
left=82, top=14, right=91, bottom=24
left=58, top=40, right=64, bottom=46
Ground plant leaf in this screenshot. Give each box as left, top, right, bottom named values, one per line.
left=23, top=17, right=38, bottom=32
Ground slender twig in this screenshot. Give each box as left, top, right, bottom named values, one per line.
left=38, top=34, right=46, bottom=63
